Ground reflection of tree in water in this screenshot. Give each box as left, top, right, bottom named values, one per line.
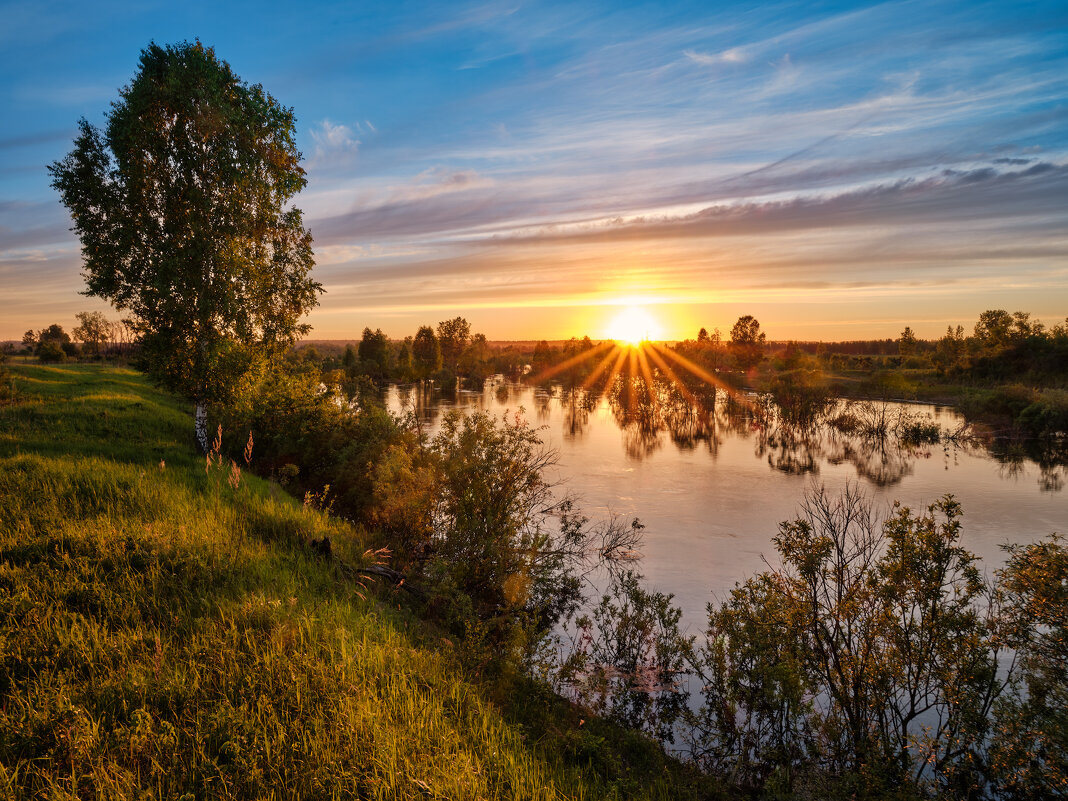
left=606, top=374, right=664, bottom=459
left=756, top=426, right=821, bottom=476
left=509, top=340, right=1063, bottom=492
left=394, top=381, right=443, bottom=429
left=988, top=438, right=1068, bottom=493
left=592, top=372, right=932, bottom=485
left=821, top=430, right=920, bottom=487
left=716, top=394, right=825, bottom=477
left=665, top=404, right=723, bottom=456
left=1040, top=467, right=1065, bottom=492
left=560, top=388, right=597, bottom=439
left=533, top=387, right=554, bottom=421
left=495, top=382, right=511, bottom=405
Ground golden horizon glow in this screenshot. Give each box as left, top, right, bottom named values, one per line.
left=605, top=305, right=663, bottom=345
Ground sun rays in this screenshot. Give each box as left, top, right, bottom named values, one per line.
left=526, top=335, right=750, bottom=419
left=520, top=301, right=754, bottom=418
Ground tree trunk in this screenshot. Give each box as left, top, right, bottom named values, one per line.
left=194, top=400, right=209, bottom=453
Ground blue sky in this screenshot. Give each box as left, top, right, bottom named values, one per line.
left=2, top=0, right=1066, bottom=340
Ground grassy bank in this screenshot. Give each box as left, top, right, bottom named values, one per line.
left=0, top=365, right=708, bottom=799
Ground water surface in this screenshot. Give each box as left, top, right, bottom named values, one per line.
left=385, top=379, right=1067, bottom=629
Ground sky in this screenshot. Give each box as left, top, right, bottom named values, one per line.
left=1, top=0, right=1066, bottom=342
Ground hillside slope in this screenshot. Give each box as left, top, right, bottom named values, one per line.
left=0, top=365, right=707, bottom=800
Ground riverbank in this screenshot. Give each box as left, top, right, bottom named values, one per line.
left=0, top=364, right=714, bottom=799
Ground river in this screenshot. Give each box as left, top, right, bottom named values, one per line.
left=385, top=377, right=1067, bottom=630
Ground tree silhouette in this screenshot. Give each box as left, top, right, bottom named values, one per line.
left=730, top=315, right=766, bottom=370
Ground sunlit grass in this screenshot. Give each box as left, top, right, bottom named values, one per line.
left=0, top=364, right=711, bottom=800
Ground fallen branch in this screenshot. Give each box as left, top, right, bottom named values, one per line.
left=307, top=537, right=427, bottom=600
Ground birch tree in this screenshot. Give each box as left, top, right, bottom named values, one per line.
left=50, top=40, right=321, bottom=450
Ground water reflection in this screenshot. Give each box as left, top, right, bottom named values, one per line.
left=385, top=372, right=1065, bottom=494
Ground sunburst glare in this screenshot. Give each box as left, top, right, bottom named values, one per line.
left=606, top=305, right=663, bottom=345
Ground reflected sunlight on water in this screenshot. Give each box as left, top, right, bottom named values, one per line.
left=385, top=377, right=1067, bottom=630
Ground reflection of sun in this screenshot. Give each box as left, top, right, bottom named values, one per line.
left=606, top=305, right=663, bottom=345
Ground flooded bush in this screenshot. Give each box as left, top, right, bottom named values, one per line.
left=768, top=369, right=835, bottom=429
left=897, top=414, right=942, bottom=444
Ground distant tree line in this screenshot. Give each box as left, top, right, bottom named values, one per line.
left=16, top=313, right=136, bottom=362
left=269, top=309, right=1065, bottom=440
left=671, top=309, right=1067, bottom=383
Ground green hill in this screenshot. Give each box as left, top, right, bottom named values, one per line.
left=0, top=364, right=709, bottom=799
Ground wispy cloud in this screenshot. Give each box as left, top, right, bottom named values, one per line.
left=308, top=119, right=361, bottom=166
left=683, top=47, right=748, bottom=66
left=0, top=128, right=75, bottom=150
left=488, top=163, right=1068, bottom=245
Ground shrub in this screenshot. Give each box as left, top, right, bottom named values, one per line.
left=989, top=535, right=1068, bottom=799
left=768, top=368, right=834, bottom=428
left=36, top=340, right=66, bottom=363
left=556, top=570, right=693, bottom=743
left=690, top=487, right=1001, bottom=796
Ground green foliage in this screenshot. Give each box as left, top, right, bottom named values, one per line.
left=0, top=353, right=13, bottom=405
left=37, top=323, right=71, bottom=347
left=72, top=310, right=111, bottom=357
left=36, top=340, right=66, bottom=363
left=768, top=368, right=834, bottom=428
left=48, top=41, right=321, bottom=434
left=426, top=411, right=582, bottom=659
left=412, top=325, right=442, bottom=378
left=0, top=363, right=704, bottom=800
left=437, top=316, right=471, bottom=368
left=861, top=369, right=915, bottom=399
left=557, top=570, right=693, bottom=744
left=989, top=535, right=1068, bottom=799
left=974, top=309, right=1015, bottom=348
left=396, top=336, right=415, bottom=381
left=958, top=386, right=1068, bottom=438
left=692, top=487, right=1003, bottom=797
left=729, top=315, right=766, bottom=370
left=898, top=326, right=918, bottom=355
left=356, top=327, right=391, bottom=379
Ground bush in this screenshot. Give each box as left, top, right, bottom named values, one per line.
left=1016, top=389, right=1068, bottom=438
left=690, top=487, right=1000, bottom=796
left=989, top=536, right=1068, bottom=798
left=768, top=368, right=834, bottom=428
left=897, top=413, right=942, bottom=444
left=426, top=411, right=593, bottom=661
left=958, top=386, right=1068, bottom=437
left=432, top=366, right=457, bottom=392
left=36, top=340, right=66, bottom=363
left=556, top=570, right=692, bottom=743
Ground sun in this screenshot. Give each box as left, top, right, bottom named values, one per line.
left=606, top=305, right=663, bottom=345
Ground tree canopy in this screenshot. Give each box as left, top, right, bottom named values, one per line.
left=49, top=40, right=321, bottom=449
left=437, top=316, right=471, bottom=368
left=729, top=315, right=766, bottom=369
left=412, top=326, right=442, bottom=378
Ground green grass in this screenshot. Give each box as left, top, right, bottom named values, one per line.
left=0, top=365, right=710, bottom=800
